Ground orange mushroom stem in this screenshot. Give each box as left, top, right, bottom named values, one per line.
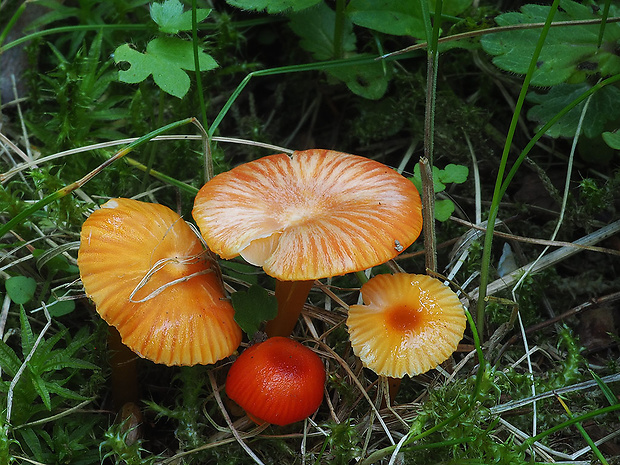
left=265, top=280, right=315, bottom=337
left=192, top=149, right=423, bottom=337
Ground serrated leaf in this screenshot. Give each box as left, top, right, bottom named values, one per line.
left=439, top=164, right=468, bottom=184
left=230, top=285, right=278, bottom=337
left=0, top=338, right=22, bottom=377
left=20, top=306, right=36, bottom=357
left=435, top=199, right=456, bottom=222
left=150, top=0, right=211, bottom=34
left=114, top=38, right=218, bottom=98
left=602, top=130, right=620, bottom=150
left=527, top=83, right=620, bottom=138
left=6, top=276, right=37, bottom=305
left=30, top=374, right=52, bottom=410
left=226, top=0, right=321, bottom=14
left=289, top=2, right=356, bottom=61
left=346, top=0, right=426, bottom=38
left=480, top=0, right=620, bottom=86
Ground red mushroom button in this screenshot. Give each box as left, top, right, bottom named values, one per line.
left=225, top=337, right=326, bottom=426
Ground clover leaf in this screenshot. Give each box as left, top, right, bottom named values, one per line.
left=230, top=284, right=278, bottom=337
left=481, top=0, right=620, bottom=86
left=410, top=163, right=469, bottom=222
left=6, top=275, right=37, bottom=305
left=150, top=0, right=212, bottom=34
left=114, top=38, right=218, bottom=98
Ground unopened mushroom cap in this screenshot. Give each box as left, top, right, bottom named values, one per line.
left=225, top=336, right=325, bottom=426
left=192, top=149, right=422, bottom=281
left=78, top=198, right=242, bottom=366
left=346, top=273, right=466, bottom=378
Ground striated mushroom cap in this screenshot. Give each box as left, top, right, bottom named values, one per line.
left=346, top=273, right=466, bottom=378
left=78, top=198, right=242, bottom=366
left=192, top=149, right=422, bottom=281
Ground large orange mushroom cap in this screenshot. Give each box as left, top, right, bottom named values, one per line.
left=78, top=198, right=242, bottom=366
left=192, top=149, right=422, bottom=281
left=346, top=273, right=466, bottom=378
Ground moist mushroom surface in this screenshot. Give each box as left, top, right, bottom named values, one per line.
left=78, top=198, right=242, bottom=366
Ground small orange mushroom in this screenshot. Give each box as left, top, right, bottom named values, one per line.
left=192, top=149, right=423, bottom=337
left=346, top=273, right=466, bottom=378
left=78, top=198, right=242, bottom=366
left=225, top=337, right=325, bottom=426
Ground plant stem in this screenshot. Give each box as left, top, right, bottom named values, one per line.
left=420, top=157, right=437, bottom=273
left=475, top=0, right=561, bottom=338
left=333, top=0, right=347, bottom=59
left=265, top=280, right=315, bottom=337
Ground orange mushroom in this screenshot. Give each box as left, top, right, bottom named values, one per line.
left=78, top=198, right=242, bottom=366
left=346, top=273, right=466, bottom=378
left=192, top=149, right=422, bottom=336
left=225, top=337, right=325, bottom=426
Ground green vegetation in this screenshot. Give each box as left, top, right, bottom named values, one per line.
left=1, top=0, right=619, bottom=463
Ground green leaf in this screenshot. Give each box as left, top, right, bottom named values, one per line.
left=150, top=0, right=211, bottom=34
left=114, top=38, right=218, bottom=98
left=20, top=306, right=36, bottom=357
left=435, top=199, right=456, bottom=222
left=527, top=83, right=620, bottom=138
left=328, top=59, right=390, bottom=100
left=289, top=3, right=388, bottom=99
left=5, top=276, right=37, bottom=305
left=602, top=130, right=620, bottom=150
left=230, top=285, right=278, bottom=337
left=30, top=374, right=52, bottom=410
left=289, top=2, right=356, bottom=61
left=410, top=164, right=446, bottom=194
left=438, top=163, right=468, bottom=184
left=346, top=0, right=426, bottom=38
left=46, top=297, right=75, bottom=318
left=222, top=261, right=259, bottom=285
left=430, top=0, right=472, bottom=16
left=590, top=370, right=619, bottom=407
left=0, top=338, right=22, bottom=377
left=226, top=0, right=321, bottom=14
left=480, top=0, right=620, bottom=86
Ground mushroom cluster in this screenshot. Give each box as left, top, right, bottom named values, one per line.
left=78, top=148, right=466, bottom=427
